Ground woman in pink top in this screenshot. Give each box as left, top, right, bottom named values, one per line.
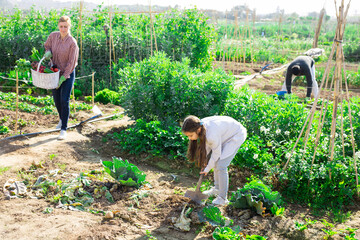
left=182, top=115, right=247, bottom=205
left=44, top=16, right=79, bottom=140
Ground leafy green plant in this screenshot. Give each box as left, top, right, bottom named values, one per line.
left=322, top=229, right=338, bottom=240
left=212, top=227, right=242, bottom=240
left=294, top=221, right=309, bottom=231
left=198, top=206, right=233, bottom=227
left=145, top=230, right=157, bottom=240
left=270, top=203, right=285, bottom=217
left=229, top=178, right=282, bottom=215
left=112, top=119, right=187, bottom=159
left=0, top=125, right=10, bottom=134
left=129, top=190, right=150, bottom=207
left=331, top=209, right=352, bottom=223
left=101, top=157, right=146, bottom=188
left=119, top=52, right=234, bottom=122
left=321, top=219, right=334, bottom=229
left=94, top=88, right=121, bottom=105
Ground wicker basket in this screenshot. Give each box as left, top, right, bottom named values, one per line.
left=31, top=57, right=60, bottom=89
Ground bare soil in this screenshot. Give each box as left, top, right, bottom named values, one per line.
left=1, top=64, right=360, bottom=239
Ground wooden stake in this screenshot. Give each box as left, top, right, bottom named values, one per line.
left=79, top=0, right=84, bottom=70
left=341, top=39, right=359, bottom=197
left=283, top=41, right=337, bottom=170
left=72, top=86, right=76, bottom=113
left=149, top=2, right=158, bottom=54
left=15, top=70, right=19, bottom=134
left=109, top=5, right=113, bottom=85
left=92, top=72, right=95, bottom=106
left=313, top=8, right=325, bottom=48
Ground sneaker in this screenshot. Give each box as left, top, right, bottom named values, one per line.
left=57, top=130, right=67, bottom=140
left=212, top=196, right=229, bottom=206
left=55, top=120, right=62, bottom=129
left=203, top=187, right=219, bottom=196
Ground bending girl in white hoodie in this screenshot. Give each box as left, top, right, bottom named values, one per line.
left=182, top=115, right=247, bottom=205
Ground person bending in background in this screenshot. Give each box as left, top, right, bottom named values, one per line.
left=182, top=115, right=247, bottom=205
left=278, top=56, right=319, bottom=98
left=44, top=16, right=79, bottom=140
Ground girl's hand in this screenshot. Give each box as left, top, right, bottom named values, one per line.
left=200, top=171, right=208, bottom=176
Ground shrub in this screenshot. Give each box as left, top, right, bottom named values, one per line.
left=94, top=88, right=121, bottom=105
left=118, top=52, right=234, bottom=122
left=112, top=119, right=187, bottom=159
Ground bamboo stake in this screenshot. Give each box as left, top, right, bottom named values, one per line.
left=243, top=9, right=249, bottom=66
left=92, top=72, right=95, bottom=106
left=313, top=8, right=325, bottom=48
left=223, top=11, right=227, bottom=70
left=251, top=9, right=256, bottom=68
left=307, top=70, right=335, bottom=187
left=234, top=10, right=238, bottom=74
left=150, top=11, right=153, bottom=56
left=109, top=5, right=113, bottom=85
left=15, top=70, right=19, bottom=134
left=72, top=87, right=76, bottom=113
left=112, top=28, right=116, bottom=63
left=283, top=41, right=337, bottom=170
left=149, top=2, right=158, bottom=53
left=339, top=82, right=345, bottom=158
left=79, top=0, right=84, bottom=69
left=329, top=0, right=347, bottom=175
left=341, top=39, right=359, bottom=197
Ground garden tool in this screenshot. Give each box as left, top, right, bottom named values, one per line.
left=184, top=174, right=208, bottom=204
left=75, top=105, right=103, bottom=126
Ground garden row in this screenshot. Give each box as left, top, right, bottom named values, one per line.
left=1, top=6, right=359, bottom=95
left=107, top=52, right=360, bottom=219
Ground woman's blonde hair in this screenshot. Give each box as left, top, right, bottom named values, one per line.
left=59, top=16, right=71, bottom=27
left=182, top=115, right=207, bottom=169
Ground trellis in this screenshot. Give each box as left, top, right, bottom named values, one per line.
left=283, top=0, right=359, bottom=196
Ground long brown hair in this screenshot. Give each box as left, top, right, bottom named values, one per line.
left=182, top=115, right=207, bottom=169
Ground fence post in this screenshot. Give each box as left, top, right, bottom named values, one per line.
left=92, top=72, right=95, bottom=106
left=15, top=70, right=19, bottom=134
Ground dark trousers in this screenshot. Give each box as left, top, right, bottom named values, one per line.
left=52, top=71, right=75, bottom=130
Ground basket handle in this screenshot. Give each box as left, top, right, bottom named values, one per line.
left=37, top=57, right=45, bottom=72
left=36, top=57, right=54, bottom=72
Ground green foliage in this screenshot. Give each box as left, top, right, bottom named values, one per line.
left=15, top=58, right=31, bottom=73
left=73, top=89, right=82, bottom=99
left=0, top=166, right=11, bottom=175
left=294, top=218, right=317, bottom=231
left=0, top=90, right=92, bottom=115
left=0, top=7, right=216, bottom=94
left=119, top=52, right=234, bottom=122
left=294, top=221, right=309, bottom=231
left=198, top=206, right=233, bottom=227
left=229, top=179, right=282, bottom=215
left=270, top=203, right=285, bottom=217
left=94, top=88, right=121, bottom=105
left=101, top=157, right=146, bottom=188
left=212, top=227, right=242, bottom=240
left=156, top=8, right=216, bottom=71
left=112, top=119, right=187, bottom=159
left=0, top=125, right=10, bottom=134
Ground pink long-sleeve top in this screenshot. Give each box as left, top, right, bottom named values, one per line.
left=44, top=32, right=79, bottom=79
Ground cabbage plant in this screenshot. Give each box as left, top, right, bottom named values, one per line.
left=102, top=157, right=146, bottom=188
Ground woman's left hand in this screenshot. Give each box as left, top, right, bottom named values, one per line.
left=200, top=171, right=208, bottom=176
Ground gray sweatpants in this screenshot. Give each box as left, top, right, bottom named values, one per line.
left=213, top=133, right=247, bottom=199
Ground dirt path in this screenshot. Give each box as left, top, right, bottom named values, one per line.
left=0, top=112, right=215, bottom=240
